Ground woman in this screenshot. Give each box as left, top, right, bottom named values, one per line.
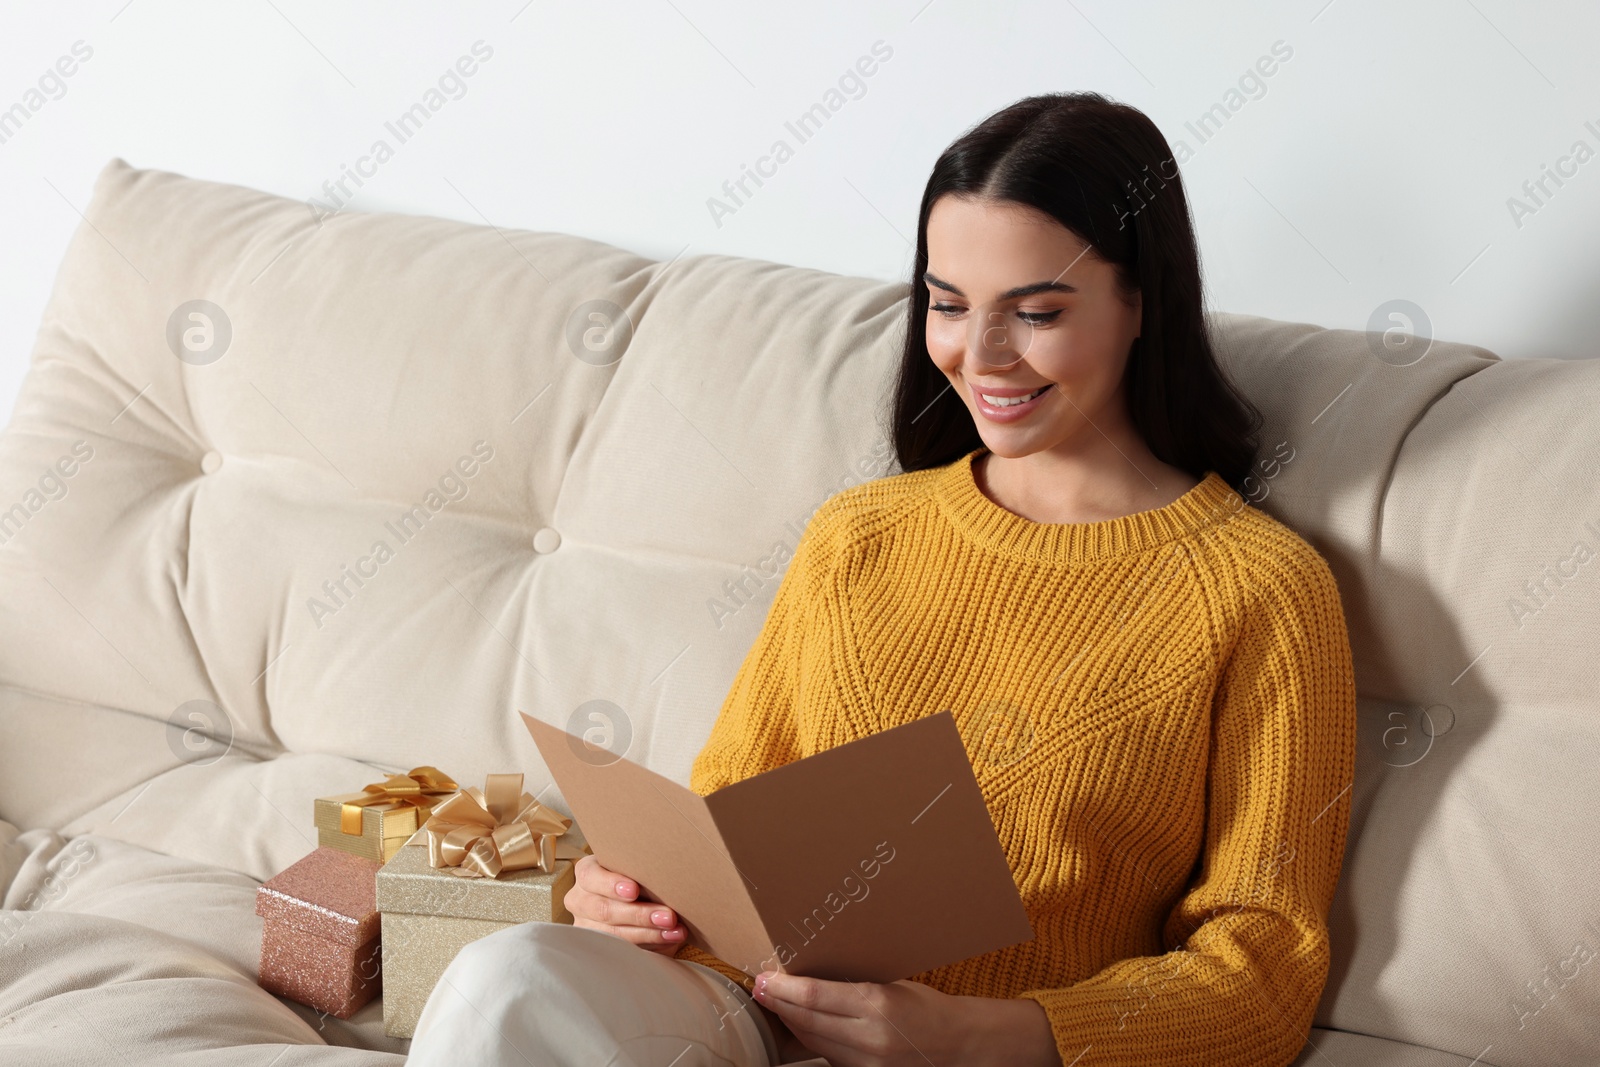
left=407, top=90, right=1358, bottom=1067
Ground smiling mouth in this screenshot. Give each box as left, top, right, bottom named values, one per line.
left=968, top=381, right=1055, bottom=411
left=977, top=384, right=1052, bottom=406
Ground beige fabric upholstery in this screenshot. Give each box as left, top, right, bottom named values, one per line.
left=1, top=819, right=407, bottom=1063
left=1214, top=316, right=1600, bottom=1065
left=1, top=158, right=1594, bottom=1064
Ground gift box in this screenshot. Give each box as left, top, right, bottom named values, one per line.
left=314, top=766, right=459, bottom=863
left=256, top=846, right=384, bottom=1019
left=374, top=773, right=587, bottom=1038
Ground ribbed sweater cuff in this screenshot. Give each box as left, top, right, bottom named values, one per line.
left=1014, top=952, right=1318, bottom=1067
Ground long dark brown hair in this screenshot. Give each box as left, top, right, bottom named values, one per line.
left=887, top=91, right=1262, bottom=490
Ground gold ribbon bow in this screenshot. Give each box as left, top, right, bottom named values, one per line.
left=339, top=765, right=460, bottom=836
left=421, top=773, right=581, bottom=879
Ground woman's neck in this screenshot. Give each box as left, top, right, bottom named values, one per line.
left=973, top=445, right=1202, bottom=526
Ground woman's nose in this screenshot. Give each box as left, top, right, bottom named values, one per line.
left=966, top=305, right=1033, bottom=368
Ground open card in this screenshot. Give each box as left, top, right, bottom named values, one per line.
left=521, top=708, right=1033, bottom=982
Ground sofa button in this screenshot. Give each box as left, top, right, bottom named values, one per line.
left=200, top=450, right=223, bottom=474
left=532, top=526, right=561, bottom=553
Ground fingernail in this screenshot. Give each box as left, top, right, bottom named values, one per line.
left=663, top=928, right=684, bottom=940
left=651, top=910, right=670, bottom=925
left=616, top=881, right=633, bottom=898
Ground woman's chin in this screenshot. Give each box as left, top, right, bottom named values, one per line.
left=974, top=427, right=1055, bottom=459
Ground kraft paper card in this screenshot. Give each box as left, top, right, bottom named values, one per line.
left=521, top=708, right=1033, bottom=983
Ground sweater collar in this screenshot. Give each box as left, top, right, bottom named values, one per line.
left=932, top=447, right=1239, bottom=564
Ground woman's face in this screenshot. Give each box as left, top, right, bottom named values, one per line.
left=923, top=194, right=1142, bottom=458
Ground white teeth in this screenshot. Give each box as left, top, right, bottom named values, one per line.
left=981, top=386, right=1047, bottom=407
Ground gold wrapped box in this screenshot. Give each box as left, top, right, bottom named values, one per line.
left=313, top=766, right=459, bottom=863
left=313, top=794, right=421, bottom=863
left=374, top=839, right=576, bottom=1038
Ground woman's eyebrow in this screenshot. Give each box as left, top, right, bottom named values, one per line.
left=922, top=271, right=1079, bottom=300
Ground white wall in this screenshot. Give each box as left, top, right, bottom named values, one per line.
left=3, top=1, right=1598, bottom=423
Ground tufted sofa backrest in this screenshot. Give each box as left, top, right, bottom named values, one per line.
left=1, top=159, right=1596, bottom=1064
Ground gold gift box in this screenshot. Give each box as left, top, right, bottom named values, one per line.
left=313, top=793, right=425, bottom=863
left=374, top=839, right=576, bottom=1038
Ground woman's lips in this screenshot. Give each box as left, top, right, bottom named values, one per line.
left=969, top=381, right=1054, bottom=422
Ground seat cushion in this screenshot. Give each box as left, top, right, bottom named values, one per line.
left=0, top=819, right=406, bottom=1063
left=1293, top=1029, right=1499, bottom=1067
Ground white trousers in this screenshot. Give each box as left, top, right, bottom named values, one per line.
left=407, top=920, right=827, bottom=1067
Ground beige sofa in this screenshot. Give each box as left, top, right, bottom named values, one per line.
left=1, top=158, right=1594, bottom=1066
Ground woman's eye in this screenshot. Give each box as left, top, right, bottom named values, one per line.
left=1017, top=309, right=1063, bottom=326
left=929, top=303, right=1061, bottom=325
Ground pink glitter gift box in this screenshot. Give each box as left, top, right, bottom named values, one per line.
left=255, top=846, right=384, bottom=1019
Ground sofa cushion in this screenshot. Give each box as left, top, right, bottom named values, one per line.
left=1211, top=315, right=1600, bottom=1065
left=0, top=158, right=904, bottom=882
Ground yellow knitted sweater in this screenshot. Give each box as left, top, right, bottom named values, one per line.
left=674, top=446, right=1358, bottom=1067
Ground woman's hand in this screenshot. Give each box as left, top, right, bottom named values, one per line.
left=752, top=970, right=1063, bottom=1067
left=562, top=853, right=687, bottom=954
